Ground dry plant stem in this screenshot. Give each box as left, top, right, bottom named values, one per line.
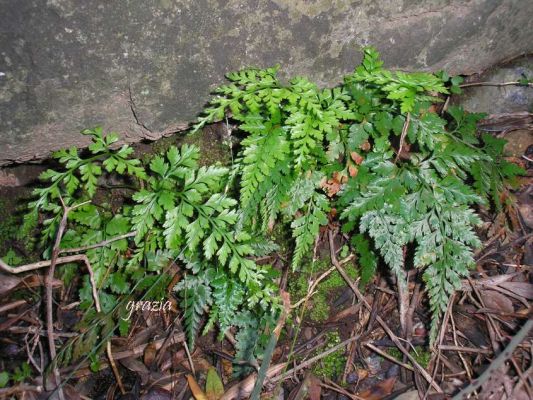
left=182, top=339, right=196, bottom=376
left=438, top=345, right=492, bottom=354
left=0, top=299, right=26, bottom=313
left=459, top=81, right=533, bottom=88
left=45, top=198, right=73, bottom=400
left=0, top=232, right=138, bottom=275
left=509, top=356, right=533, bottom=399
left=327, top=230, right=443, bottom=393
left=58, top=231, right=136, bottom=254
left=467, top=277, right=501, bottom=352
left=270, top=334, right=361, bottom=384
left=0, top=385, right=43, bottom=397
left=510, top=364, right=533, bottom=400
left=365, top=342, right=414, bottom=372
left=291, top=265, right=336, bottom=309
left=451, top=318, right=533, bottom=400
left=425, top=294, right=454, bottom=400
left=0, top=201, right=128, bottom=396
left=395, top=112, right=411, bottom=164
left=321, top=378, right=364, bottom=400
left=450, top=311, right=472, bottom=380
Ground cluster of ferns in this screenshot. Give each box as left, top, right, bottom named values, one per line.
left=23, top=48, right=522, bottom=367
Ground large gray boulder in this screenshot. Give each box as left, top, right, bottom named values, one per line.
left=1, top=0, right=532, bottom=165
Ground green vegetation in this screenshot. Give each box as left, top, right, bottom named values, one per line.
left=312, top=331, right=346, bottom=379
left=289, top=259, right=357, bottom=322
left=387, top=346, right=431, bottom=369
left=6, top=47, right=523, bottom=374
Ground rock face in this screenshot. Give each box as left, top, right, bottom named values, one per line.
left=454, top=56, right=533, bottom=114
left=1, top=0, right=532, bottom=165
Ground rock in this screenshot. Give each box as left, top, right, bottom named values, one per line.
left=504, top=129, right=533, bottom=157
left=454, top=56, right=533, bottom=114
left=1, top=0, right=533, bottom=166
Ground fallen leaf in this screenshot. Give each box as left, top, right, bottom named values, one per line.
left=206, top=367, right=224, bottom=400
left=357, top=377, right=396, bottom=400
left=187, top=374, right=208, bottom=400
left=0, top=273, right=21, bottom=295
left=144, top=342, right=158, bottom=368
left=498, top=282, right=533, bottom=300
left=480, top=289, right=514, bottom=313
left=308, top=374, right=322, bottom=400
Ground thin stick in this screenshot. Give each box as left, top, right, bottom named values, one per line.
left=365, top=342, right=414, bottom=371
left=395, top=112, right=411, bottom=163
left=58, top=231, right=136, bottom=254
left=452, top=319, right=533, bottom=400
left=460, top=81, right=532, bottom=88
left=182, top=339, right=196, bottom=376
left=0, top=300, right=27, bottom=313
left=270, top=334, right=360, bottom=383
left=437, top=345, right=492, bottom=354
left=46, top=197, right=71, bottom=400
left=321, top=378, right=364, bottom=400
left=291, top=266, right=336, bottom=309
left=327, top=230, right=443, bottom=393
left=450, top=311, right=472, bottom=380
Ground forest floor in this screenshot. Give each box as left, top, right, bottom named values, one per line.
left=0, top=62, right=532, bottom=400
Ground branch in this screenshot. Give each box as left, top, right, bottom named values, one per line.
left=327, top=229, right=443, bottom=393
left=451, top=319, right=533, bottom=399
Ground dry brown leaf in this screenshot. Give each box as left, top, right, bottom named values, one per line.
left=480, top=289, right=514, bottom=313
left=357, top=377, right=396, bottom=399
left=308, top=374, right=322, bottom=400
left=498, top=282, right=533, bottom=300
left=187, top=374, right=208, bottom=400
left=143, top=341, right=158, bottom=368
left=0, top=273, right=21, bottom=295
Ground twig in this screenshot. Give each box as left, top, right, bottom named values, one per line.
left=437, top=345, right=492, bottom=354
left=452, top=319, right=533, bottom=400
left=365, top=342, right=414, bottom=372
left=459, top=81, right=533, bottom=88
left=270, top=334, right=360, bottom=383
left=321, top=378, right=364, bottom=400
left=0, top=385, right=43, bottom=397
left=395, top=112, right=411, bottom=163
left=450, top=311, right=472, bottom=380
left=291, top=266, right=336, bottom=309
left=0, top=204, right=129, bottom=395
left=327, top=230, right=443, bottom=393
left=0, top=300, right=27, bottom=313
left=45, top=197, right=73, bottom=400
left=182, top=339, right=196, bottom=376
left=58, top=231, right=136, bottom=254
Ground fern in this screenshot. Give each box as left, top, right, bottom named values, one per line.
left=20, top=46, right=525, bottom=363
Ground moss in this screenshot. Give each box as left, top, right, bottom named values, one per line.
left=288, top=258, right=358, bottom=322
left=140, top=123, right=231, bottom=168
left=312, top=331, right=346, bottom=380
left=386, top=346, right=431, bottom=369
left=181, top=126, right=231, bottom=166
